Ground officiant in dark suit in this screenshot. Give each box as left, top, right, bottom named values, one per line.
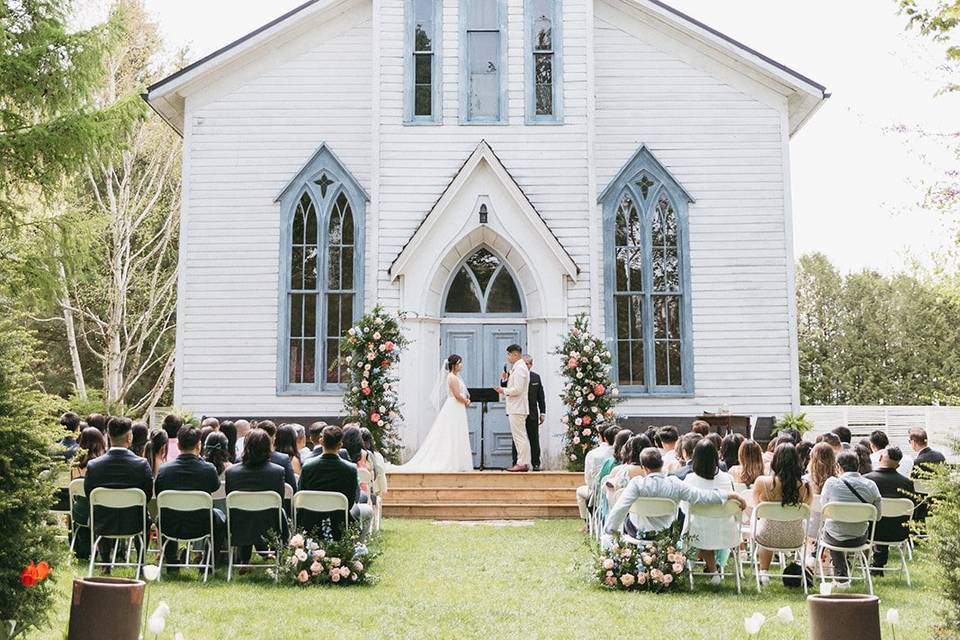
left=512, top=355, right=545, bottom=471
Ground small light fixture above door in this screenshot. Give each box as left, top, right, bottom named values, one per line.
left=479, top=204, right=488, bottom=224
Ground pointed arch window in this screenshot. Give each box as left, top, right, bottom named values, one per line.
left=601, top=148, right=694, bottom=395
left=443, top=247, right=523, bottom=315
left=277, top=145, right=367, bottom=394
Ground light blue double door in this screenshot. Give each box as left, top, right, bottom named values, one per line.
left=440, top=324, right=526, bottom=469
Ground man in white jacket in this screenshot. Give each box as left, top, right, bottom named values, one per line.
left=495, top=344, right=530, bottom=472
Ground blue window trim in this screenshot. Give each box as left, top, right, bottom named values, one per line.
left=440, top=243, right=527, bottom=318
left=524, top=0, right=563, bottom=124
left=459, top=0, right=509, bottom=125
left=275, top=143, right=368, bottom=396
left=599, top=145, right=695, bottom=396
left=403, top=0, right=442, bottom=124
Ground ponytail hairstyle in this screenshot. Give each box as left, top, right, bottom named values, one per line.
left=143, top=428, right=169, bottom=475
left=445, top=354, right=463, bottom=372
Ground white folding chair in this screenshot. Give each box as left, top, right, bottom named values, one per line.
left=357, top=467, right=379, bottom=532
left=67, top=478, right=87, bottom=563
left=87, top=487, right=148, bottom=580
left=749, top=502, right=811, bottom=593
left=292, top=491, right=350, bottom=535
left=225, top=491, right=284, bottom=582
left=683, top=498, right=744, bottom=593
left=815, top=502, right=878, bottom=594
left=284, top=483, right=295, bottom=500
left=872, top=498, right=914, bottom=585
left=156, top=490, right=216, bottom=582
left=212, top=481, right=226, bottom=500
left=620, top=497, right=679, bottom=545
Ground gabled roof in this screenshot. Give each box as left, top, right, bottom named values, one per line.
left=144, top=0, right=827, bottom=136
left=598, top=144, right=695, bottom=204
left=389, top=141, right=579, bottom=281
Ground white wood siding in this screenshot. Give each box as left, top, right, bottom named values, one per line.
left=176, top=3, right=373, bottom=415
left=594, top=0, right=795, bottom=416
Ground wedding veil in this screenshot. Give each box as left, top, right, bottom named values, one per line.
left=431, top=360, right=451, bottom=413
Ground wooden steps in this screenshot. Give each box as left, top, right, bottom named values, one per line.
left=383, top=471, right=581, bottom=520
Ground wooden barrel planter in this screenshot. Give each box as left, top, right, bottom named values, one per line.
left=807, top=593, right=881, bottom=640
left=67, top=577, right=145, bottom=640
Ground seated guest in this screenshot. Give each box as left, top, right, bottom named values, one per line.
left=201, top=416, right=220, bottom=431
left=669, top=433, right=702, bottom=481
left=595, top=429, right=633, bottom=519
left=576, top=425, right=617, bottom=522
left=203, top=431, right=233, bottom=479
left=275, top=424, right=303, bottom=476
left=603, top=448, right=746, bottom=546
left=643, top=425, right=660, bottom=448
left=84, top=417, right=154, bottom=561
left=341, top=424, right=372, bottom=497
left=603, top=434, right=649, bottom=502
left=720, top=433, right=745, bottom=475
left=143, top=429, right=169, bottom=479
left=220, top=421, right=238, bottom=464
left=161, top=414, right=183, bottom=460
left=198, top=426, right=215, bottom=455
left=658, top=426, right=680, bottom=471
left=293, top=423, right=311, bottom=461
left=683, top=440, right=739, bottom=583
left=817, top=432, right=843, bottom=456
left=752, top=443, right=812, bottom=585
left=854, top=444, right=873, bottom=475
left=86, top=413, right=108, bottom=434
left=832, top=426, right=853, bottom=450
left=256, top=420, right=298, bottom=491
left=130, top=421, right=149, bottom=457
left=796, top=440, right=813, bottom=472
left=224, top=429, right=286, bottom=564
left=298, top=426, right=372, bottom=539
left=69, top=427, right=108, bottom=559
left=729, top=439, right=765, bottom=489
left=361, top=427, right=388, bottom=500
left=690, top=419, right=711, bottom=437
left=909, top=427, right=945, bottom=477
left=778, top=427, right=803, bottom=445
left=155, top=425, right=225, bottom=572
left=307, top=422, right=327, bottom=457
left=804, top=442, right=838, bottom=537
left=234, top=419, right=251, bottom=458
left=820, top=451, right=882, bottom=586
left=58, top=412, right=82, bottom=461
left=704, top=433, right=727, bottom=471
left=865, top=447, right=915, bottom=574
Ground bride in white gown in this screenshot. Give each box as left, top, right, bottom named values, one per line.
left=390, top=354, right=474, bottom=472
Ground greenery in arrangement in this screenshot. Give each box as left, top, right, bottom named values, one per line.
left=340, top=305, right=409, bottom=462
left=796, top=253, right=960, bottom=406
left=0, top=315, right=64, bottom=637
left=772, top=412, right=814, bottom=437
left=554, top=314, right=620, bottom=471
left=270, top=526, right=376, bottom=587
left=595, top=531, right=688, bottom=592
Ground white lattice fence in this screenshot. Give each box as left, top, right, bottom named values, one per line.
left=801, top=405, right=960, bottom=461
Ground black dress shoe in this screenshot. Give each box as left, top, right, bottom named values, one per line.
left=532, top=465, right=541, bottom=472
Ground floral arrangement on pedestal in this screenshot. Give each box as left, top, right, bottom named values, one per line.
left=554, top=314, right=619, bottom=471
left=595, top=536, right=687, bottom=593
left=340, top=305, right=409, bottom=462
left=271, top=526, right=377, bottom=587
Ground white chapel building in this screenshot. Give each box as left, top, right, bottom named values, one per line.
left=146, top=0, right=827, bottom=468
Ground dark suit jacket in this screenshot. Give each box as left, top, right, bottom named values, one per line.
left=224, top=461, right=286, bottom=546
left=527, top=371, right=546, bottom=419
left=912, top=447, right=946, bottom=478
left=865, top=468, right=916, bottom=542
left=155, top=453, right=221, bottom=540
left=84, top=447, right=153, bottom=536
left=297, top=453, right=359, bottom=538
left=270, top=450, right=298, bottom=491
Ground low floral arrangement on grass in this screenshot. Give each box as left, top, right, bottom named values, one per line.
left=271, top=526, right=377, bottom=586
left=340, top=305, right=409, bottom=462
left=554, top=314, right=620, bottom=471
left=595, top=535, right=687, bottom=592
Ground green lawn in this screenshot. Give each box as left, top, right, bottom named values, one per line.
left=34, top=519, right=941, bottom=639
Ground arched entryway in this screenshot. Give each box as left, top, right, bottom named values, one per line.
left=441, top=246, right=526, bottom=469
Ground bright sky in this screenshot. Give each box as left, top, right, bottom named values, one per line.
left=142, top=0, right=960, bottom=274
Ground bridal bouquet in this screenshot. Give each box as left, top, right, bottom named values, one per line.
left=272, top=527, right=377, bottom=587
left=596, top=536, right=687, bottom=593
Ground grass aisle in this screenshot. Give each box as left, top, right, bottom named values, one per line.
left=36, top=519, right=939, bottom=639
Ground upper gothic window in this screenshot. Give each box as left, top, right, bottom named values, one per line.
left=444, top=247, right=523, bottom=314
left=279, top=145, right=366, bottom=393
left=602, top=149, right=693, bottom=395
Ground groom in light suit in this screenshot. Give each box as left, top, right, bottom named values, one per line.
left=495, top=344, right=531, bottom=472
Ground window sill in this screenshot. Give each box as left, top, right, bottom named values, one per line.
left=615, top=391, right=695, bottom=400
left=402, top=119, right=443, bottom=126
left=458, top=120, right=510, bottom=126
left=525, top=118, right=564, bottom=126
left=276, top=388, right=345, bottom=397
